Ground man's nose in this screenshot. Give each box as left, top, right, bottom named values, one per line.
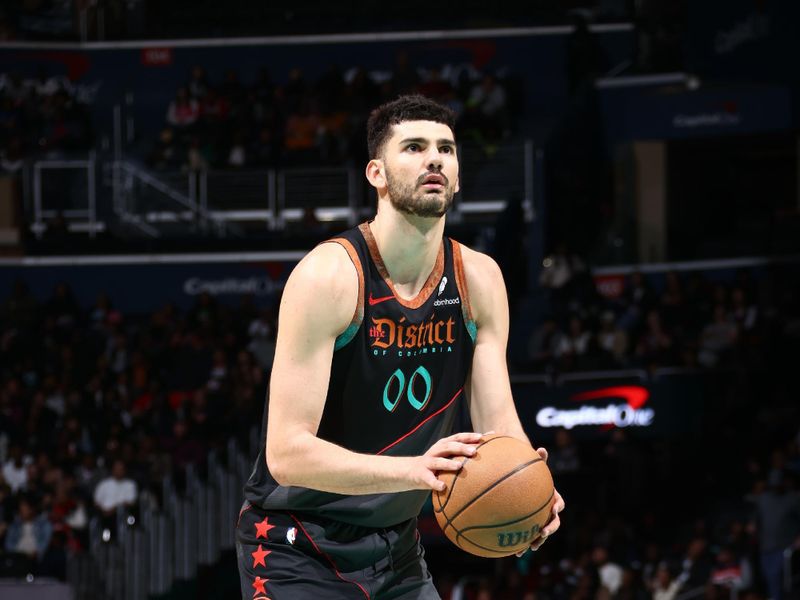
left=426, top=148, right=443, bottom=170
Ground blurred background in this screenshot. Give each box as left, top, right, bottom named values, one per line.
left=0, top=1, right=799, bottom=599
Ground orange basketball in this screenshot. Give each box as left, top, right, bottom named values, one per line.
left=433, top=434, right=555, bottom=558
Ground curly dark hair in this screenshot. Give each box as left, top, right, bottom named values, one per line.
left=366, top=94, right=456, bottom=159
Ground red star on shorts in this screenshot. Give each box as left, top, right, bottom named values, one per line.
left=251, top=544, right=271, bottom=568
left=252, top=576, right=268, bottom=595
left=254, top=517, right=276, bottom=539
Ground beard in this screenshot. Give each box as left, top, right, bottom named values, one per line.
left=385, top=169, right=456, bottom=218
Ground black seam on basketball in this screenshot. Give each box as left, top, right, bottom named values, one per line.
left=434, top=435, right=510, bottom=514
left=456, top=535, right=519, bottom=555
left=435, top=456, right=467, bottom=514
left=441, top=455, right=544, bottom=530
left=456, top=487, right=555, bottom=538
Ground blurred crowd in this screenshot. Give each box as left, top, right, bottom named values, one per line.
left=517, top=244, right=793, bottom=380
left=0, top=71, right=94, bottom=175
left=147, top=58, right=517, bottom=173
left=0, top=259, right=798, bottom=598
left=430, top=421, right=800, bottom=600
left=0, top=280, right=274, bottom=578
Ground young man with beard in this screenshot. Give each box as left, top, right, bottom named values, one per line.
left=236, top=94, right=565, bottom=599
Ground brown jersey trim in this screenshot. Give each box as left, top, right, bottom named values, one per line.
left=451, top=239, right=475, bottom=325
left=322, top=238, right=364, bottom=332
left=358, top=221, right=445, bottom=310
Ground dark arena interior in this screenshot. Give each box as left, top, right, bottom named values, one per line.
left=0, top=1, right=799, bottom=599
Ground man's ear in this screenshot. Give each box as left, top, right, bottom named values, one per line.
left=366, top=159, right=386, bottom=189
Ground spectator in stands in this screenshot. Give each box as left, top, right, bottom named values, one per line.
left=389, top=51, right=420, bottom=96
left=247, top=307, right=276, bottom=371
left=525, top=316, right=562, bottom=373
left=615, top=566, right=649, bottom=600
left=617, top=270, right=657, bottom=333
left=0, top=135, right=23, bottom=175
left=549, top=428, right=582, bottom=504
left=462, top=73, right=509, bottom=143
left=166, top=86, right=200, bottom=130
left=649, top=561, right=686, bottom=600
left=164, top=419, right=205, bottom=471
left=554, top=313, right=592, bottom=371
left=284, top=67, right=310, bottom=109
left=697, top=304, right=739, bottom=368
left=709, top=545, right=753, bottom=594
left=226, top=130, right=248, bottom=168
left=186, top=135, right=212, bottom=172
left=187, top=64, right=209, bottom=101
left=2, top=444, right=29, bottom=494
left=592, top=544, right=624, bottom=596
left=538, top=240, right=587, bottom=322
left=3, top=493, right=52, bottom=572
left=634, top=309, right=674, bottom=370
left=676, top=536, right=714, bottom=591
left=417, top=66, right=453, bottom=102
left=730, top=285, right=759, bottom=334
left=93, top=458, right=137, bottom=518
left=45, top=281, right=81, bottom=330
left=283, top=98, right=323, bottom=164
left=596, top=309, right=628, bottom=367
left=747, top=471, right=800, bottom=600
left=148, top=127, right=184, bottom=170
left=659, top=270, right=686, bottom=331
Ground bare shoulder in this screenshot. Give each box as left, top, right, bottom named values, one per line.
left=281, top=241, right=359, bottom=335
left=457, top=242, right=506, bottom=296
left=456, top=242, right=507, bottom=326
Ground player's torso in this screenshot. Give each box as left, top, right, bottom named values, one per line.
left=319, top=222, right=476, bottom=457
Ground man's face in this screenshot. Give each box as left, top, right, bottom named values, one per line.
left=380, top=120, right=460, bottom=218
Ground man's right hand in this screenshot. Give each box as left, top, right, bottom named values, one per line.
left=407, top=432, right=484, bottom=491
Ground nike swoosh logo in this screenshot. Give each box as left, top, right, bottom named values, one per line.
left=368, top=293, right=395, bottom=306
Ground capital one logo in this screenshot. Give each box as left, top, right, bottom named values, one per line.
left=536, top=386, right=655, bottom=430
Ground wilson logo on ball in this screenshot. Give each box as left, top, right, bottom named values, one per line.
left=497, top=524, right=541, bottom=548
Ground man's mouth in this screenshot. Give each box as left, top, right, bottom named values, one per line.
left=419, top=173, right=446, bottom=188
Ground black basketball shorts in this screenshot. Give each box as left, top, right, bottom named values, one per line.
left=235, top=502, right=441, bottom=600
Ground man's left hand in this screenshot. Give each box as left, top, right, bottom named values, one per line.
left=515, top=447, right=565, bottom=557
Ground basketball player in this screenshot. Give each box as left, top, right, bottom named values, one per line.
left=236, top=94, right=564, bottom=599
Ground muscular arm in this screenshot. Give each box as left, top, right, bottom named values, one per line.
left=462, top=245, right=565, bottom=550
left=266, top=243, right=478, bottom=495
left=463, top=248, right=529, bottom=441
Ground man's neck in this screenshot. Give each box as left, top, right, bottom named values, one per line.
left=370, top=207, right=445, bottom=296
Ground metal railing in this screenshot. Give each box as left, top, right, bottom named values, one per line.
left=113, top=160, right=231, bottom=238
left=31, top=157, right=102, bottom=239
left=26, top=136, right=537, bottom=240
left=66, top=435, right=252, bottom=600
left=786, top=545, right=798, bottom=594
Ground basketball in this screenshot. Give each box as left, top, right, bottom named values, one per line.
left=433, top=434, right=555, bottom=558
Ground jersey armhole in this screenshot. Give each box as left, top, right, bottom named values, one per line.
left=451, top=239, right=477, bottom=344
left=322, top=238, right=364, bottom=350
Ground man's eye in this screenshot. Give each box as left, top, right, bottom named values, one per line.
left=407, top=144, right=419, bottom=152
left=440, top=146, right=453, bottom=154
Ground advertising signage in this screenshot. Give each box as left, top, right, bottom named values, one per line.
left=0, top=256, right=300, bottom=313
left=512, top=376, right=704, bottom=441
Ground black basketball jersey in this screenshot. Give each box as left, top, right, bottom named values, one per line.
left=244, top=221, right=476, bottom=527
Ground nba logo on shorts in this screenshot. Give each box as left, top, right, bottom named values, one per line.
left=286, top=527, right=297, bottom=545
